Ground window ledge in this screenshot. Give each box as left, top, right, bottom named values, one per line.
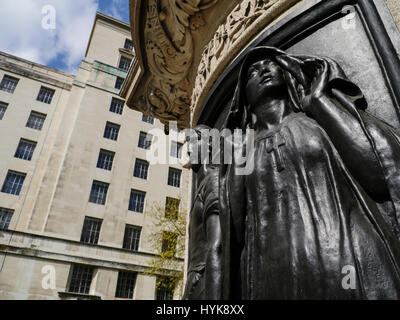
left=58, top=292, right=102, bottom=300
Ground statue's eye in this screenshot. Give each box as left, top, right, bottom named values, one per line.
left=248, top=69, right=258, bottom=79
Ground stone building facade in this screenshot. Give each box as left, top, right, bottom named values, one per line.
left=0, top=12, right=190, bottom=300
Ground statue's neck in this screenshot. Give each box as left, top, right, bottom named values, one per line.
left=253, top=98, right=291, bottom=132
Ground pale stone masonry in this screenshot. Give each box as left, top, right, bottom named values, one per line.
left=0, top=12, right=190, bottom=300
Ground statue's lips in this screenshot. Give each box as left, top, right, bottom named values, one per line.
left=260, top=76, right=272, bottom=84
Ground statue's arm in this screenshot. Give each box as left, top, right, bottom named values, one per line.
left=306, top=92, right=394, bottom=201
left=204, top=212, right=223, bottom=300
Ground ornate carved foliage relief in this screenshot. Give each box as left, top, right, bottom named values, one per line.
left=138, top=0, right=219, bottom=128
left=190, top=0, right=300, bottom=125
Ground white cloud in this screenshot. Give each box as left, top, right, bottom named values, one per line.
left=0, top=0, right=99, bottom=74
left=104, top=0, right=125, bottom=21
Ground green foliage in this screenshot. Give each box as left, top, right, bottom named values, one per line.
left=146, top=195, right=187, bottom=298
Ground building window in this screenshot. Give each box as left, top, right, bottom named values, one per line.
left=0, top=102, right=8, bottom=120
left=162, top=231, right=178, bottom=256
left=115, top=271, right=137, bottom=299
left=124, top=39, right=133, bottom=51
left=104, top=122, right=120, bottom=141
left=80, top=217, right=102, bottom=245
left=168, top=168, right=182, bottom=188
left=1, top=171, right=26, bottom=196
left=138, top=132, right=152, bottom=150
left=26, top=111, right=46, bottom=131
left=37, top=87, right=55, bottom=104
left=0, top=75, right=19, bottom=93
left=129, top=190, right=146, bottom=213
left=97, top=149, right=115, bottom=171
left=89, top=181, right=109, bottom=205
left=110, top=98, right=124, bottom=115
left=165, top=197, right=180, bottom=220
left=68, top=265, right=94, bottom=294
left=142, top=114, right=154, bottom=124
left=14, top=139, right=37, bottom=161
left=133, top=159, right=149, bottom=180
left=170, top=142, right=183, bottom=159
left=119, top=57, right=132, bottom=72
left=0, top=208, right=14, bottom=230
left=115, top=77, right=124, bottom=90
left=156, top=276, right=175, bottom=300
left=123, top=225, right=141, bottom=251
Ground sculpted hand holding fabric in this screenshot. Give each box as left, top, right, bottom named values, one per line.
left=220, top=47, right=400, bottom=300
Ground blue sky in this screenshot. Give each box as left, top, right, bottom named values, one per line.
left=0, top=0, right=130, bottom=74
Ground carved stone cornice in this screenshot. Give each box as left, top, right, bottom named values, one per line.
left=190, top=0, right=302, bottom=125
left=122, top=0, right=302, bottom=128
left=122, top=0, right=220, bottom=129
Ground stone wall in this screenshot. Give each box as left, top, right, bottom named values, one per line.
left=386, top=0, right=400, bottom=28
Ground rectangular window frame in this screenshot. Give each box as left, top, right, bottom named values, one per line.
left=118, top=56, right=132, bottom=72
left=104, top=122, right=120, bottom=141
left=0, top=208, right=14, bottom=230
left=115, top=271, right=137, bottom=299
left=129, top=190, right=146, bottom=213
left=170, top=141, right=183, bottom=159
left=115, top=77, right=124, bottom=90
left=138, top=132, right=153, bottom=150
left=142, top=114, right=154, bottom=124
left=14, top=139, right=37, bottom=161
left=97, top=149, right=115, bottom=171
left=0, top=75, right=19, bottom=93
left=0, top=102, right=8, bottom=120
left=68, top=264, right=94, bottom=295
left=124, top=39, right=133, bottom=51
left=89, top=181, right=109, bottom=205
left=1, top=171, right=26, bottom=196
left=37, top=86, right=55, bottom=104
left=80, top=217, right=102, bottom=245
left=123, top=225, right=142, bottom=252
left=168, top=168, right=182, bottom=188
left=110, top=97, right=124, bottom=115
left=26, top=111, right=46, bottom=131
left=133, top=159, right=149, bottom=180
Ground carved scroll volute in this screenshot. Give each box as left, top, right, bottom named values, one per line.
left=139, top=0, right=219, bottom=128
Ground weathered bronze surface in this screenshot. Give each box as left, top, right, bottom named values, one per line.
left=183, top=126, right=222, bottom=300
left=218, top=46, right=400, bottom=300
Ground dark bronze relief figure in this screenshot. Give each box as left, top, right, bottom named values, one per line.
left=183, top=125, right=222, bottom=300
left=217, top=46, right=400, bottom=300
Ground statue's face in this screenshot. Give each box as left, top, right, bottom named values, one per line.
left=245, top=58, right=286, bottom=107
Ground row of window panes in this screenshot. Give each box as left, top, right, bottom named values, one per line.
left=0, top=75, right=55, bottom=104
left=124, top=39, right=133, bottom=51
left=80, top=216, right=142, bottom=251
left=88, top=181, right=145, bottom=212
left=67, top=264, right=174, bottom=300
left=0, top=102, right=8, bottom=120
left=0, top=106, right=46, bottom=130
left=0, top=208, right=14, bottom=230
left=119, top=57, right=132, bottom=72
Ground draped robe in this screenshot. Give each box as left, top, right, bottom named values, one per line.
left=238, top=112, right=400, bottom=299
left=219, top=46, right=400, bottom=300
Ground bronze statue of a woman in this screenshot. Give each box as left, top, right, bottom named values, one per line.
left=220, top=46, right=400, bottom=299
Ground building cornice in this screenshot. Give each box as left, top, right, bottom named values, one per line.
left=85, top=11, right=131, bottom=58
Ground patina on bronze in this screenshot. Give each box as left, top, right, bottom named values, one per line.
left=219, top=46, right=400, bottom=300
left=183, top=125, right=222, bottom=300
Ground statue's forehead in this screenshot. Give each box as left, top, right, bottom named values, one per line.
left=247, top=57, right=274, bottom=68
